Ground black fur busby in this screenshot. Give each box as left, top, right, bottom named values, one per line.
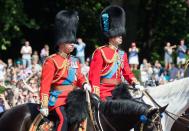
left=55, top=10, right=79, bottom=45
left=100, top=5, right=126, bottom=38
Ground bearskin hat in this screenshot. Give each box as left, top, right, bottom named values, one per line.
left=100, top=5, right=126, bottom=38
left=55, top=10, right=79, bottom=45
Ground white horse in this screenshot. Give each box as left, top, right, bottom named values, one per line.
left=142, top=77, right=189, bottom=131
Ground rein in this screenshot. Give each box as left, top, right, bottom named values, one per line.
left=86, top=91, right=117, bottom=131
left=86, top=90, right=98, bottom=131
left=128, top=87, right=164, bottom=131
left=138, top=89, right=189, bottom=127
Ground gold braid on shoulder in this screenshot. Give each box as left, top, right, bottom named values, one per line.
left=100, top=49, right=117, bottom=63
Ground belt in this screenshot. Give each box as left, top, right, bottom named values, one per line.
left=101, top=78, right=121, bottom=85
left=53, top=85, right=76, bottom=91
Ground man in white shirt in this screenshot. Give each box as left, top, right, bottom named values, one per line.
left=20, top=41, right=32, bottom=68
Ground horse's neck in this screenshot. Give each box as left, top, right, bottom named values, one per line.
left=148, top=78, right=189, bottom=99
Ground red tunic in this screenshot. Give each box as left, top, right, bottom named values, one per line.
left=89, top=45, right=135, bottom=100
left=40, top=53, right=86, bottom=110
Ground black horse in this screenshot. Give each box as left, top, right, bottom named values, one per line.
left=0, top=84, right=165, bottom=131
left=66, top=85, right=166, bottom=131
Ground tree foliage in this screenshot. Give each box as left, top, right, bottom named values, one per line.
left=137, top=0, right=189, bottom=61
left=0, top=0, right=38, bottom=50
left=0, top=0, right=189, bottom=62
left=0, top=0, right=108, bottom=55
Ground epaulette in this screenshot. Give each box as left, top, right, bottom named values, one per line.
left=96, top=45, right=107, bottom=50
left=44, top=54, right=57, bottom=61
left=100, top=45, right=117, bottom=63
left=91, top=45, right=107, bottom=59
left=45, top=54, right=66, bottom=70
left=42, top=54, right=56, bottom=65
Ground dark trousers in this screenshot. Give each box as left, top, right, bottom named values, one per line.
left=52, top=106, right=68, bottom=131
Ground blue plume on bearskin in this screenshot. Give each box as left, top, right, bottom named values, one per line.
left=102, top=13, right=109, bottom=32
left=100, top=5, right=126, bottom=38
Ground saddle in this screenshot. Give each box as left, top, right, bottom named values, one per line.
left=29, top=114, right=54, bottom=131
left=29, top=113, right=87, bottom=131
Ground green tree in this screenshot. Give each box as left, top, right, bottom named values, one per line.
left=0, top=0, right=108, bottom=53
left=0, top=0, right=38, bottom=50
left=137, top=0, right=189, bottom=61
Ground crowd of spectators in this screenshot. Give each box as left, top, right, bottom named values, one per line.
left=0, top=38, right=188, bottom=112
left=129, top=39, right=189, bottom=87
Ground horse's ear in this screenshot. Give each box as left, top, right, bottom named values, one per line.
left=159, top=104, right=168, bottom=113
left=147, top=108, right=158, bottom=118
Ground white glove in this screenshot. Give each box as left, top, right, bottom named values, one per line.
left=40, top=107, right=49, bottom=117
left=83, top=83, right=92, bottom=92
left=135, top=84, right=146, bottom=91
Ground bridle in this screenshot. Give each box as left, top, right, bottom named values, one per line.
left=132, top=107, right=163, bottom=131
left=86, top=90, right=163, bottom=131
left=138, top=88, right=189, bottom=129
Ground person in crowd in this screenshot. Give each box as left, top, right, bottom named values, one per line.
left=81, top=57, right=90, bottom=76
left=32, top=51, right=39, bottom=64
left=0, top=93, right=10, bottom=110
left=20, top=40, right=32, bottom=68
left=40, top=44, right=49, bottom=64
left=140, top=58, right=149, bottom=85
left=164, top=42, right=176, bottom=69
left=159, top=70, right=170, bottom=84
left=147, top=63, right=153, bottom=79
left=6, top=58, right=14, bottom=82
left=177, top=39, right=187, bottom=67
left=178, top=64, right=185, bottom=79
left=39, top=10, right=91, bottom=131
left=128, top=42, right=139, bottom=70
left=169, top=63, right=179, bottom=81
left=74, top=38, right=86, bottom=64
left=152, top=60, right=163, bottom=85
left=30, top=59, right=42, bottom=73
left=0, top=59, right=7, bottom=85
left=7, top=58, right=14, bottom=69
left=89, top=5, right=139, bottom=101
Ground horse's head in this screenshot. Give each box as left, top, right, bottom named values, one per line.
left=141, top=104, right=168, bottom=131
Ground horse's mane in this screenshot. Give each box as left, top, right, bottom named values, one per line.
left=100, top=99, right=150, bottom=116
left=112, top=83, right=132, bottom=100
left=66, top=89, right=88, bottom=124
left=66, top=88, right=151, bottom=125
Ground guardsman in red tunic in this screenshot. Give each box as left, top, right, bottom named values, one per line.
left=39, top=10, right=91, bottom=131
left=89, top=5, right=139, bottom=101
